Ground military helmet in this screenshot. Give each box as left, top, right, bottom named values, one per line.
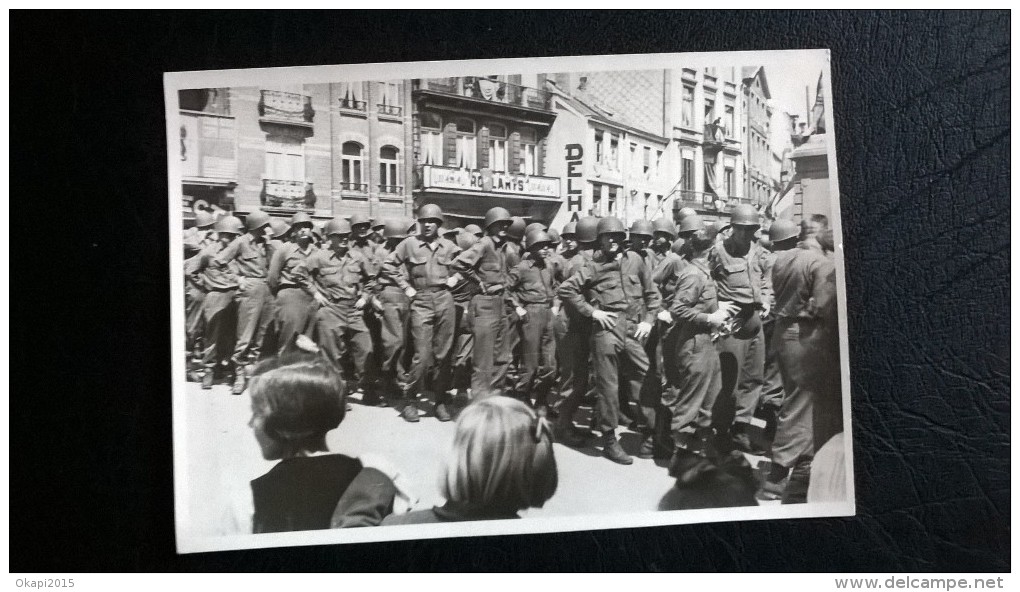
left=730, top=204, right=761, bottom=227
left=245, top=210, right=272, bottom=231
left=268, top=218, right=292, bottom=239
left=194, top=210, right=216, bottom=229
left=652, top=217, right=677, bottom=239
left=464, top=223, right=483, bottom=237
left=629, top=219, right=654, bottom=238
left=371, top=219, right=386, bottom=231
left=576, top=216, right=600, bottom=243
left=324, top=218, right=353, bottom=236
left=674, top=206, right=698, bottom=221
left=678, top=214, right=705, bottom=234
left=482, top=207, right=513, bottom=230
left=456, top=229, right=479, bottom=251
left=560, top=221, right=578, bottom=239
left=525, top=221, right=548, bottom=236
left=442, top=227, right=461, bottom=239
left=507, top=216, right=527, bottom=240
left=597, top=216, right=626, bottom=237
left=417, top=203, right=444, bottom=223
left=547, top=228, right=560, bottom=244
left=383, top=218, right=409, bottom=240
left=290, top=211, right=313, bottom=229
left=525, top=229, right=554, bottom=251
left=214, top=215, right=244, bottom=235
left=767, top=218, right=799, bottom=243
left=349, top=213, right=372, bottom=228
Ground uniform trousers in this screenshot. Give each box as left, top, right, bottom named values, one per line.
left=274, top=287, right=313, bottom=356
left=377, top=287, right=411, bottom=391
left=514, top=303, right=556, bottom=407
left=552, top=311, right=591, bottom=423
left=590, top=315, right=650, bottom=434
left=637, top=322, right=669, bottom=437
left=315, top=299, right=372, bottom=392
left=232, top=279, right=274, bottom=366
left=713, top=312, right=765, bottom=432
left=185, top=286, right=206, bottom=353
left=662, top=329, right=721, bottom=437
left=469, top=294, right=509, bottom=397
left=404, top=289, right=455, bottom=402
left=761, top=316, right=786, bottom=409
left=451, top=300, right=474, bottom=391
left=200, top=289, right=237, bottom=369
left=770, top=317, right=821, bottom=468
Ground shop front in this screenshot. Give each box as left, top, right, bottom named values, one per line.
left=414, top=164, right=562, bottom=228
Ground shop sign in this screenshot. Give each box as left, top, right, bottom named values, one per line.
left=422, top=165, right=559, bottom=198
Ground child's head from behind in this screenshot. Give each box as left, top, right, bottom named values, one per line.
left=441, top=396, right=558, bottom=514
left=247, top=353, right=347, bottom=460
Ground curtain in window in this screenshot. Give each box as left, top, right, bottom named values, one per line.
left=456, top=136, right=476, bottom=169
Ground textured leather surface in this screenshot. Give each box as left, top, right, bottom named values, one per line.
left=10, top=11, right=1008, bottom=571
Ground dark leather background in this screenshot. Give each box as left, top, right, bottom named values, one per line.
left=10, top=11, right=1009, bottom=572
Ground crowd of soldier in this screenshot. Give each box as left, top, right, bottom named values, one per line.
left=183, top=202, right=840, bottom=502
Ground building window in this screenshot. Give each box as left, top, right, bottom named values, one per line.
left=379, top=145, right=400, bottom=193
left=682, top=156, right=694, bottom=192
left=630, top=143, right=638, bottom=176
left=487, top=124, right=508, bottom=172
left=724, top=166, right=735, bottom=198
left=655, top=150, right=663, bottom=178
left=643, top=146, right=651, bottom=175
left=454, top=119, right=477, bottom=169
left=378, top=82, right=402, bottom=116
left=519, top=127, right=537, bottom=175
left=265, top=137, right=305, bottom=182
left=594, top=130, right=604, bottom=164
left=681, top=85, right=694, bottom=128
left=644, top=192, right=653, bottom=218
left=725, top=105, right=735, bottom=138
left=609, top=134, right=620, bottom=170
left=420, top=113, right=443, bottom=166
left=607, top=185, right=618, bottom=216
left=592, top=182, right=603, bottom=215
left=339, top=82, right=366, bottom=111
left=705, top=98, right=716, bottom=124
left=341, top=141, right=365, bottom=191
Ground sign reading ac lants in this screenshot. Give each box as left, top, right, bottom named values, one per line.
left=422, top=165, right=559, bottom=198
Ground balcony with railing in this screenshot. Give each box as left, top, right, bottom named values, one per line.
left=377, top=103, right=402, bottom=117
left=413, top=77, right=554, bottom=114
left=678, top=189, right=716, bottom=205
left=258, top=90, right=315, bottom=127
left=339, top=97, right=367, bottom=112
left=180, top=110, right=237, bottom=185
left=261, top=179, right=316, bottom=211
left=340, top=181, right=369, bottom=193
left=703, top=123, right=727, bottom=151
left=378, top=184, right=403, bottom=196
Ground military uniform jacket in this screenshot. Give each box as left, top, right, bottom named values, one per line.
left=709, top=238, right=770, bottom=306
left=381, top=236, right=461, bottom=292
left=306, top=248, right=375, bottom=303
left=507, top=257, right=563, bottom=308
left=558, top=251, right=661, bottom=326
left=651, top=250, right=689, bottom=308
left=771, top=243, right=836, bottom=322
left=668, top=258, right=719, bottom=337
left=451, top=236, right=509, bottom=295
left=189, top=241, right=240, bottom=291
left=267, top=242, right=316, bottom=296
left=214, top=233, right=271, bottom=280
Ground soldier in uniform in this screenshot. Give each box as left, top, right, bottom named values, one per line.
left=214, top=210, right=275, bottom=394
left=370, top=219, right=386, bottom=245
left=267, top=213, right=317, bottom=356
left=628, top=219, right=655, bottom=259
left=371, top=218, right=414, bottom=402
left=503, top=216, right=527, bottom=385
left=559, top=217, right=661, bottom=465
left=463, top=224, right=483, bottom=239
left=306, top=218, right=376, bottom=398
left=449, top=229, right=481, bottom=398
left=184, top=211, right=218, bottom=377
left=507, top=228, right=562, bottom=410
left=381, top=204, right=460, bottom=422
left=709, top=204, right=772, bottom=454
left=449, top=207, right=514, bottom=397
left=551, top=216, right=599, bottom=446
left=664, top=221, right=738, bottom=481
left=757, top=218, right=837, bottom=502
left=349, top=213, right=383, bottom=399
left=189, top=215, right=243, bottom=390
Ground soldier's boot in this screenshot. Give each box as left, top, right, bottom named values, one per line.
left=602, top=433, right=633, bottom=465
left=553, top=417, right=590, bottom=448
left=231, top=364, right=248, bottom=395
left=434, top=401, right=452, bottom=422
left=401, top=393, right=420, bottom=423
left=669, top=433, right=717, bottom=484
left=731, top=422, right=766, bottom=456
left=201, top=368, right=214, bottom=390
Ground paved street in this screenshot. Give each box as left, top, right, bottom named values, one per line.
left=179, top=381, right=772, bottom=539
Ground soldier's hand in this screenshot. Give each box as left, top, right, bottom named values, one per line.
left=404, top=287, right=417, bottom=299
left=656, top=310, right=673, bottom=324
left=446, top=273, right=461, bottom=288
left=592, top=310, right=618, bottom=330
left=355, top=296, right=367, bottom=310
left=634, top=321, right=653, bottom=340
left=516, top=306, right=528, bottom=318
left=761, top=301, right=772, bottom=318
left=372, top=297, right=384, bottom=313
left=707, top=309, right=730, bottom=329
left=551, top=304, right=560, bottom=316
left=313, top=292, right=330, bottom=307
left=718, top=301, right=740, bottom=318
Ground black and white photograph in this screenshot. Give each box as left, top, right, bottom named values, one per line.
left=166, top=49, right=853, bottom=553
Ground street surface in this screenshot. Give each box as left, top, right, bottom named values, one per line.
left=179, top=382, right=773, bottom=539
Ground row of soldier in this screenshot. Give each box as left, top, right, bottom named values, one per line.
left=184, top=202, right=840, bottom=501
